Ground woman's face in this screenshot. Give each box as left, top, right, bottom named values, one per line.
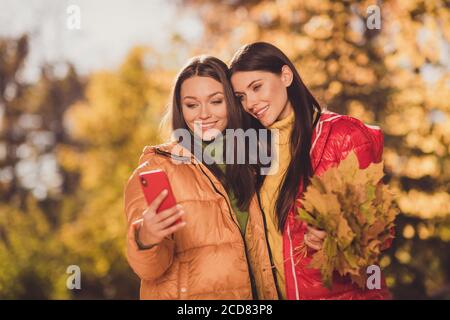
left=181, top=76, right=228, bottom=141
left=231, top=66, right=294, bottom=127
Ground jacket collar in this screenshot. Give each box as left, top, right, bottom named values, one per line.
left=143, top=141, right=197, bottom=164
left=310, top=110, right=343, bottom=172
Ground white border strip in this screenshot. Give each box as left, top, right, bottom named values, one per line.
left=287, top=223, right=300, bottom=300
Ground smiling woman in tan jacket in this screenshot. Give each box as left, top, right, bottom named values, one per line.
left=123, top=56, right=278, bottom=300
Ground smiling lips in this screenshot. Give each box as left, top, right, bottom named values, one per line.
left=195, top=121, right=218, bottom=131
left=253, top=105, right=269, bottom=119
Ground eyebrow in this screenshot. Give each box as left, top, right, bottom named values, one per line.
left=183, top=91, right=224, bottom=100
left=234, top=79, right=262, bottom=94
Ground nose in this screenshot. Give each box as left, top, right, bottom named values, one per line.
left=246, top=93, right=259, bottom=113
left=198, top=104, right=211, bottom=120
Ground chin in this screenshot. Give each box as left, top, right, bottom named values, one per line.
left=260, top=116, right=274, bottom=127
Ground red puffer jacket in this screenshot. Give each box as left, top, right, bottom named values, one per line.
left=283, top=111, right=393, bottom=300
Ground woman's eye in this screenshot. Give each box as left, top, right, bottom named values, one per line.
left=253, top=84, right=261, bottom=91
left=236, top=95, right=244, bottom=102
left=186, top=104, right=197, bottom=108
left=211, top=100, right=223, bottom=105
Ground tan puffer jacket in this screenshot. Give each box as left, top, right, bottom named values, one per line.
left=124, top=142, right=279, bottom=300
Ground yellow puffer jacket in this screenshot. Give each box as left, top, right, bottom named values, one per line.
left=124, top=142, right=279, bottom=300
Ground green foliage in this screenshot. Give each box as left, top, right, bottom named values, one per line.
left=0, top=198, right=67, bottom=299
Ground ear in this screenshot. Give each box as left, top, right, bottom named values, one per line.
left=281, top=65, right=294, bottom=87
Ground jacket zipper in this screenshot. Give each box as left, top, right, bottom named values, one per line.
left=255, top=189, right=282, bottom=299
left=154, top=148, right=257, bottom=298
left=196, top=163, right=258, bottom=299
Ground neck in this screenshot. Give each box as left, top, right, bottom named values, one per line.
left=276, top=100, right=293, bottom=122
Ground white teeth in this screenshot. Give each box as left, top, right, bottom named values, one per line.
left=196, top=121, right=217, bottom=129
left=256, top=106, right=269, bottom=117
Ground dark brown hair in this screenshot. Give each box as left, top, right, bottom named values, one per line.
left=169, top=55, right=257, bottom=210
left=229, top=42, right=322, bottom=231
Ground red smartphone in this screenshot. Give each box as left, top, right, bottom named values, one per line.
left=139, top=170, right=179, bottom=224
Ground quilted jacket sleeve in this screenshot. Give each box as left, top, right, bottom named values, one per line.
left=124, top=153, right=175, bottom=281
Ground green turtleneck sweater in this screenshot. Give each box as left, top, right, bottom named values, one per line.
left=202, top=136, right=249, bottom=236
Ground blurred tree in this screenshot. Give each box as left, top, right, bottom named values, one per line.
left=1, top=0, right=448, bottom=300
left=1, top=38, right=174, bottom=298
left=0, top=34, right=84, bottom=298
left=0, top=30, right=184, bottom=298
left=0, top=34, right=29, bottom=204
left=180, top=0, right=450, bottom=299
left=58, top=47, right=173, bottom=299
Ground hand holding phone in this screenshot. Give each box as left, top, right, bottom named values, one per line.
left=139, top=170, right=177, bottom=212
left=135, top=170, right=186, bottom=247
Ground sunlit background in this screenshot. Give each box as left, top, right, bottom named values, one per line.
left=0, top=0, right=449, bottom=299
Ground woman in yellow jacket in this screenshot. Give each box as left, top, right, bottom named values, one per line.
left=124, top=56, right=278, bottom=300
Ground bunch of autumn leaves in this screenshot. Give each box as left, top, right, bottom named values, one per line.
left=296, top=151, right=398, bottom=289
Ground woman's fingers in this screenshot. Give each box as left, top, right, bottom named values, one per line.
left=139, top=195, right=186, bottom=245
left=161, top=220, right=187, bottom=237
left=307, top=232, right=322, bottom=243
left=155, top=204, right=182, bottom=223
left=158, top=209, right=185, bottom=229
left=307, top=225, right=326, bottom=240
left=306, top=234, right=322, bottom=246
left=304, top=234, right=322, bottom=251
left=304, top=225, right=328, bottom=250
left=147, top=189, right=168, bottom=213
left=309, top=238, right=323, bottom=248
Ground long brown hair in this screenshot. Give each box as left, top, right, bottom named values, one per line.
left=168, top=55, right=257, bottom=210
left=229, top=42, right=322, bottom=231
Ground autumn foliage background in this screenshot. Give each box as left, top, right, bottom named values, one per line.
left=0, top=0, right=449, bottom=299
